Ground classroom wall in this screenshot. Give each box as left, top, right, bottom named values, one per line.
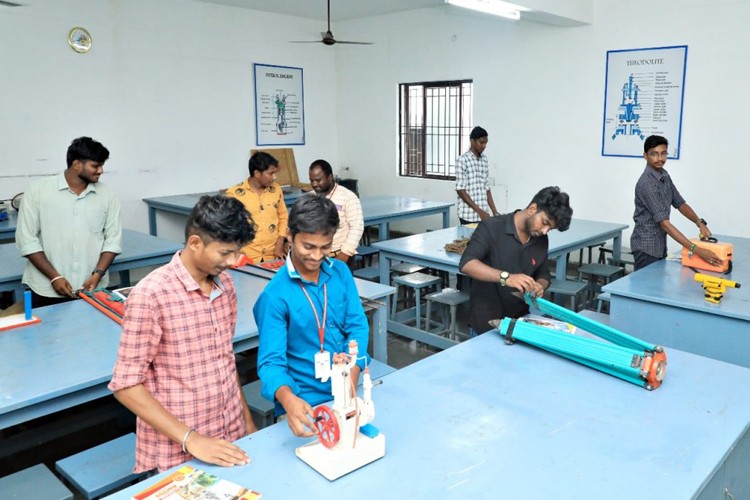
left=0, top=0, right=341, bottom=240
left=334, top=0, right=750, bottom=250
left=3, top=0, right=747, bottom=249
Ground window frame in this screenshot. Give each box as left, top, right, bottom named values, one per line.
left=398, top=79, right=473, bottom=181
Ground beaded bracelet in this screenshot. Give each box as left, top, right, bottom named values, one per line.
left=688, top=243, right=696, bottom=258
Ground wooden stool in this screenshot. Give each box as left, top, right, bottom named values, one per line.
left=55, top=433, right=147, bottom=499
left=391, top=272, right=442, bottom=329
left=242, top=380, right=275, bottom=429
left=425, top=288, right=470, bottom=340
left=547, top=279, right=590, bottom=312
left=1, top=464, right=73, bottom=500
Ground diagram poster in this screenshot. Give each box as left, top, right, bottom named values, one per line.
left=254, top=63, right=305, bottom=146
left=601, top=45, right=687, bottom=158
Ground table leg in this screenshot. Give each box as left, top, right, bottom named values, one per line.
left=372, top=302, right=388, bottom=363
left=442, top=208, right=450, bottom=229
left=556, top=254, right=568, bottom=280
left=148, top=207, right=158, bottom=236
left=612, top=234, right=622, bottom=262
left=378, top=223, right=388, bottom=241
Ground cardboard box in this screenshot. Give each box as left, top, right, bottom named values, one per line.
left=250, top=148, right=310, bottom=189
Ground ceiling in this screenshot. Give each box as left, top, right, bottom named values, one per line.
left=194, top=0, right=455, bottom=22
left=193, top=0, right=589, bottom=27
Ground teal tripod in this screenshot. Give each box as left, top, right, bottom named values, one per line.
left=494, top=295, right=667, bottom=390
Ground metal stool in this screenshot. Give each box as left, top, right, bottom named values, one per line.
left=390, top=262, right=426, bottom=275
left=425, top=288, right=470, bottom=340
left=577, top=263, right=624, bottom=308
left=390, top=263, right=427, bottom=310
left=391, top=272, right=442, bottom=329
left=546, top=279, right=590, bottom=312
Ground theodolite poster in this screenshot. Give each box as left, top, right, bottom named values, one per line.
left=601, top=45, right=687, bottom=158
left=254, top=63, right=306, bottom=146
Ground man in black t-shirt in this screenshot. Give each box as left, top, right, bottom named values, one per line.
left=458, top=186, right=573, bottom=334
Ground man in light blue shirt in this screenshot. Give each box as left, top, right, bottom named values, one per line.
left=16, top=137, right=122, bottom=307
left=254, top=196, right=370, bottom=438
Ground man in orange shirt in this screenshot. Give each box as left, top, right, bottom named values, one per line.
left=225, top=152, right=288, bottom=262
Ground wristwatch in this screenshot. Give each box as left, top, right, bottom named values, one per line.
left=92, top=268, right=106, bottom=278
left=696, top=218, right=707, bottom=227
left=499, top=271, right=509, bottom=287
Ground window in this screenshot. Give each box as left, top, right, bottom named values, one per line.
left=399, top=80, right=473, bottom=180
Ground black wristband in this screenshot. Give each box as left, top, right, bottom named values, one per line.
left=92, top=268, right=106, bottom=277
left=697, top=218, right=707, bottom=226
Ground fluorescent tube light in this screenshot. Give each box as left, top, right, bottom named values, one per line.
left=445, top=0, right=528, bottom=21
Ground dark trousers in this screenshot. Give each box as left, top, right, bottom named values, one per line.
left=29, top=290, right=75, bottom=309
left=633, top=250, right=663, bottom=271
left=459, top=217, right=479, bottom=225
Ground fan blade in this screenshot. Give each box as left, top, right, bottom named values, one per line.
left=289, top=41, right=324, bottom=43
left=334, top=41, right=374, bottom=45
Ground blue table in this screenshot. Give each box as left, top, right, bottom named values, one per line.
left=0, top=229, right=183, bottom=302
left=373, top=220, right=628, bottom=353
left=0, top=210, right=18, bottom=241
left=0, top=270, right=393, bottom=431
left=109, top=328, right=750, bottom=499
left=604, top=234, right=750, bottom=368
left=143, top=189, right=308, bottom=237
left=143, top=193, right=453, bottom=239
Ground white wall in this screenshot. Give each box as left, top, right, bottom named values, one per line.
left=0, top=0, right=340, bottom=239
left=2, top=0, right=747, bottom=249
left=334, top=0, right=750, bottom=250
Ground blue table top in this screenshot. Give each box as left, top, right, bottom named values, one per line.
left=111, top=327, right=750, bottom=499
left=0, top=229, right=183, bottom=285
left=0, top=269, right=393, bottom=429
left=0, top=270, right=264, bottom=425
left=144, top=193, right=452, bottom=223
left=604, top=234, right=750, bottom=321
left=373, top=218, right=628, bottom=270
left=0, top=210, right=18, bottom=239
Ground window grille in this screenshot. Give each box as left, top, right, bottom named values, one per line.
left=399, top=80, right=473, bottom=180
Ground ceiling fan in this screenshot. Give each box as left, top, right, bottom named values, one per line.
left=291, top=0, right=372, bottom=46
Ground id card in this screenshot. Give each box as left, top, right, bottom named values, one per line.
left=314, top=350, right=331, bottom=381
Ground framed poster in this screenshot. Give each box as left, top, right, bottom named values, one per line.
left=601, top=45, right=687, bottom=159
left=254, top=63, right=305, bottom=146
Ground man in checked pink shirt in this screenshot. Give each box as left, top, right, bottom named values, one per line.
left=109, top=195, right=257, bottom=473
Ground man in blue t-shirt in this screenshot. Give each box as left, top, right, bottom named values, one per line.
left=254, top=196, right=370, bottom=438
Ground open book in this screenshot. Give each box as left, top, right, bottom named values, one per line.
left=132, top=465, right=262, bottom=500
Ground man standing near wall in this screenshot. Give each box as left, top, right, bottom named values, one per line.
left=631, top=135, right=721, bottom=271
left=225, top=151, right=288, bottom=262
left=308, top=159, right=364, bottom=264
left=16, top=136, right=122, bottom=308
left=455, top=126, right=499, bottom=224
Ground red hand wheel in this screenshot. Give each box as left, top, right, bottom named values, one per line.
left=313, top=405, right=340, bottom=449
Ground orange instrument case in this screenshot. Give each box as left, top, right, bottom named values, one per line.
left=681, top=238, right=733, bottom=273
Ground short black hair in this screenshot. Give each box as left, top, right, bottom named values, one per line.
left=288, top=195, right=339, bottom=238
left=309, top=159, right=333, bottom=177
left=470, top=126, right=488, bottom=140
left=644, top=135, right=668, bottom=153
left=529, top=186, right=573, bottom=232
left=66, top=137, right=110, bottom=168
left=248, top=151, right=279, bottom=177
left=185, top=195, right=255, bottom=246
